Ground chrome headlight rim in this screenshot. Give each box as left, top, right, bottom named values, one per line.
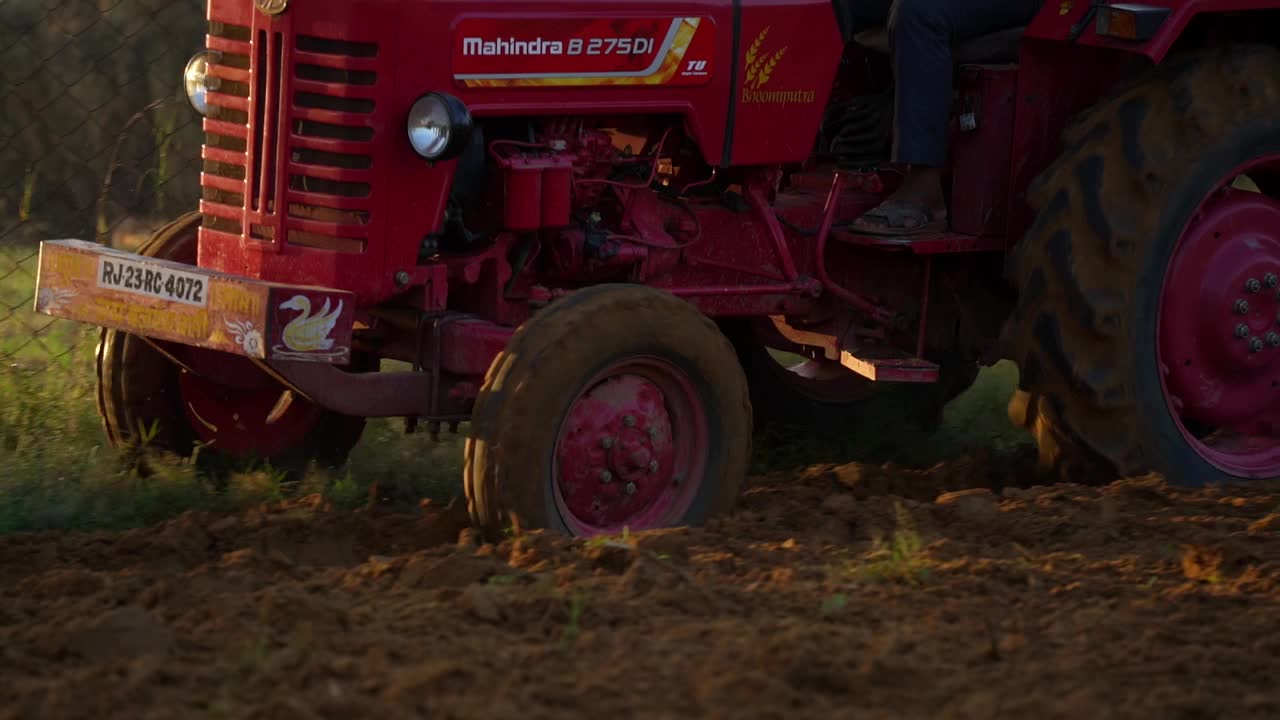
left=407, top=93, right=473, bottom=161
left=183, top=51, right=214, bottom=116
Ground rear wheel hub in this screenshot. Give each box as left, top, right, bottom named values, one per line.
left=1160, top=166, right=1280, bottom=476
left=553, top=357, right=706, bottom=534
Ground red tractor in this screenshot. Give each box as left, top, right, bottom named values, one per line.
left=33, top=0, right=1280, bottom=536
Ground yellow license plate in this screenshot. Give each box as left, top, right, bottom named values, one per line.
left=34, top=239, right=356, bottom=365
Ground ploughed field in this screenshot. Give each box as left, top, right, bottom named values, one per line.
left=3, top=449, right=1280, bottom=719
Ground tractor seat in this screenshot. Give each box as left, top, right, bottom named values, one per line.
left=853, top=25, right=1026, bottom=65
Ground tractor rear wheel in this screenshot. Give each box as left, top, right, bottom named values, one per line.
left=1008, top=45, right=1280, bottom=485
left=465, top=284, right=752, bottom=537
left=95, top=211, right=366, bottom=475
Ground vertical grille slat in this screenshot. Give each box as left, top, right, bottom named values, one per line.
left=260, top=31, right=285, bottom=215
left=250, top=31, right=268, bottom=211
left=200, top=19, right=379, bottom=255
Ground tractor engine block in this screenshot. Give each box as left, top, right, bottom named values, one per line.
left=489, top=119, right=701, bottom=285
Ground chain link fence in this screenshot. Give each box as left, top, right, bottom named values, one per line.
left=1, top=0, right=206, bottom=376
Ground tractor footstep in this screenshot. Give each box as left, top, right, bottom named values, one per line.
left=839, top=346, right=939, bottom=383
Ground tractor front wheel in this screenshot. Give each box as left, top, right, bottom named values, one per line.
left=95, top=212, right=366, bottom=475
left=465, top=284, right=752, bottom=537
left=1008, top=45, right=1280, bottom=485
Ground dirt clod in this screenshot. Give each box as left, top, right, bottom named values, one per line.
left=458, top=585, right=503, bottom=623
left=1249, top=514, right=1279, bottom=534
left=62, top=606, right=172, bottom=662
left=935, top=488, right=999, bottom=522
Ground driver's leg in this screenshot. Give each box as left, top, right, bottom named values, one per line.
left=854, top=0, right=1043, bottom=235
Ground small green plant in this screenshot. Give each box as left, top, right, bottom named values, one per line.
left=585, top=525, right=634, bottom=549
left=855, top=503, right=931, bottom=585
left=221, top=631, right=272, bottom=686
left=326, top=470, right=366, bottom=510
left=819, top=593, right=849, bottom=617
left=558, top=591, right=589, bottom=650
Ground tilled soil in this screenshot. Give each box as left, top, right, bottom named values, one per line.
left=3, top=452, right=1280, bottom=719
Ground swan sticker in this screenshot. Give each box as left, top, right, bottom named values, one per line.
left=271, top=293, right=351, bottom=362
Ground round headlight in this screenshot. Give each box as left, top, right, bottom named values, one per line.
left=184, top=52, right=213, bottom=116
left=407, top=93, right=473, bottom=161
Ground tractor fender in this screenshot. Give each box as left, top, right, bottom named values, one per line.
left=1026, top=0, right=1275, bottom=63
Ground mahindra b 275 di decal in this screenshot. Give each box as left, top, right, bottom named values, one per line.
left=453, top=17, right=715, bottom=87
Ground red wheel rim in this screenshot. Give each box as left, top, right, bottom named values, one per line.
left=1158, top=156, right=1280, bottom=477
left=552, top=356, right=709, bottom=535
left=177, top=349, right=320, bottom=459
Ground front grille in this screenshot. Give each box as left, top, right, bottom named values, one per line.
left=286, top=34, right=378, bottom=253
left=200, top=21, right=378, bottom=255
left=201, top=21, right=252, bottom=238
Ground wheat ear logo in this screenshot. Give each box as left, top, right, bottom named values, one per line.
left=740, top=26, right=815, bottom=105
left=744, top=27, right=787, bottom=90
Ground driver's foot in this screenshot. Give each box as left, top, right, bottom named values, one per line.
left=851, top=167, right=948, bottom=236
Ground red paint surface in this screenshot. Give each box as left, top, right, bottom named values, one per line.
left=949, top=65, right=1018, bottom=239
left=439, top=319, right=513, bottom=376
left=553, top=357, right=707, bottom=535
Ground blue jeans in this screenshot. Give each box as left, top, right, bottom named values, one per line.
left=836, top=0, right=1044, bottom=166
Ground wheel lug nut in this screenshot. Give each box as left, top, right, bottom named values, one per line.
left=600, top=470, right=613, bottom=484
left=1268, top=332, right=1280, bottom=348
left=600, top=437, right=614, bottom=450
left=1266, top=273, right=1278, bottom=288
left=1247, top=278, right=1262, bottom=293
left=648, top=427, right=659, bottom=439
left=649, top=460, right=660, bottom=472
left=623, top=415, right=636, bottom=428
left=1235, top=299, right=1250, bottom=315
left=624, top=482, right=637, bottom=495
left=1236, top=324, right=1251, bottom=338
left=1250, top=337, right=1265, bottom=353
left=672, top=475, right=683, bottom=487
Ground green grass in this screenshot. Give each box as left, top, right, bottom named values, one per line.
left=1, top=245, right=90, bottom=372
left=0, top=348, right=467, bottom=533
left=0, top=242, right=1028, bottom=534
